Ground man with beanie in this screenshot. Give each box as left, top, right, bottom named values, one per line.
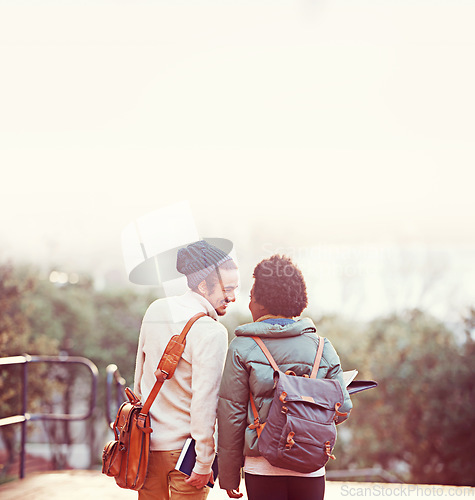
left=134, top=240, right=239, bottom=500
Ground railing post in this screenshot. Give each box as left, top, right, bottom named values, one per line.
left=20, top=357, right=28, bottom=479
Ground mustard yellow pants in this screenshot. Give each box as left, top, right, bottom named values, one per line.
left=138, top=450, right=210, bottom=500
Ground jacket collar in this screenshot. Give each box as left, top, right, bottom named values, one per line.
left=235, top=317, right=316, bottom=339
left=176, top=290, right=219, bottom=321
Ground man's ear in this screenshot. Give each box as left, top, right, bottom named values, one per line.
left=197, top=280, right=207, bottom=296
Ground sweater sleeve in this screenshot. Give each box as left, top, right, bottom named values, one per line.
left=133, top=324, right=146, bottom=399
left=189, top=322, right=228, bottom=475
left=217, top=340, right=250, bottom=491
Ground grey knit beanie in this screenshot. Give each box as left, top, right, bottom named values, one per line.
left=176, top=240, right=232, bottom=289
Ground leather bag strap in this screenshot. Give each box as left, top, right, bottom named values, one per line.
left=141, top=312, right=206, bottom=416
left=249, top=336, right=276, bottom=434
left=310, top=336, right=324, bottom=379
left=251, top=336, right=280, bottom=371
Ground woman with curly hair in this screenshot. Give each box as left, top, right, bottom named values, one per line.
left=217, top=255, right=352, bottom=500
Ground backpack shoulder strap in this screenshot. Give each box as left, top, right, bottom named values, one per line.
left=248, top=336, right=279, bottom=438
left=310, top=336, right=324, bottom=379
left=251, top=336, right=280, bottom=372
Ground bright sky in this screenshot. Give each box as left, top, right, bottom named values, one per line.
left=1, top=0, right=474, bottom=320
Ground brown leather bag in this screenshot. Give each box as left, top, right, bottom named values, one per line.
left=102, top=312, right=206, bottom=490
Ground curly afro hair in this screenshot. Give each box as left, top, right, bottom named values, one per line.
left=253, top=255, right=308, bottom=318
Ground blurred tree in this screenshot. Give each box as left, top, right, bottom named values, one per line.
left=0, top=262, right=155, bottom=471
left=25, top=275, right=98, bottom=466
left=27, top=276, right=154, bottom=465
left=463, top=307, right=475, bottom=343
left=0, top=263, right=59, bottom=474
left=335, top=309, right=475, bottom=486
left=313, top=313, right=363, bottom=367
left=88, top=289, right=154, bottom=385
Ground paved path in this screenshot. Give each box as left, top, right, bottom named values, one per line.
left=0, top=470, right=473, bottom=500
left=0, top=470, right=233, bottom=500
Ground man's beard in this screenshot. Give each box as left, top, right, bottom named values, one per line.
left=215, top=302, right=228, bottom=316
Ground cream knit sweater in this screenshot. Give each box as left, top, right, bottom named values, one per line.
left=134, top=290, right=229, bottom=475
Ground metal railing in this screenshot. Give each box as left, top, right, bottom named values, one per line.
left=105, top=364, right=127, bottom=427
left=0, top=354, right=98, bottom=479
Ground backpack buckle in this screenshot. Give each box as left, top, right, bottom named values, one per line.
left=334, top=402, right=348, bottom=423
left=285, top=432, right=295, bottom=449
left=324, top=441, right=336, bottom=460
left=248, top=418, right=266, bottom=438
left=248, top=417, right=260, bottom=430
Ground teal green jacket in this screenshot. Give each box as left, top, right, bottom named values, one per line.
left=217, top=318, right=352, bottom=490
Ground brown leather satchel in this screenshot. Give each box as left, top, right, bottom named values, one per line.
left=102, top=312, right=206, bottom=490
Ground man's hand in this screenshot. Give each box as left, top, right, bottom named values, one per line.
left=184, top=471, right=214, bottom=489
left=226, top=488, right=243, bottom=498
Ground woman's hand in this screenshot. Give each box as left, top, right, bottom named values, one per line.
left=226, top=488, right=243, bottom=498
left=184, top=471, right=214, bottom=489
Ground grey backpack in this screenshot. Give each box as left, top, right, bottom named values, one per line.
left=249, top=336, right=347, bottom=473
